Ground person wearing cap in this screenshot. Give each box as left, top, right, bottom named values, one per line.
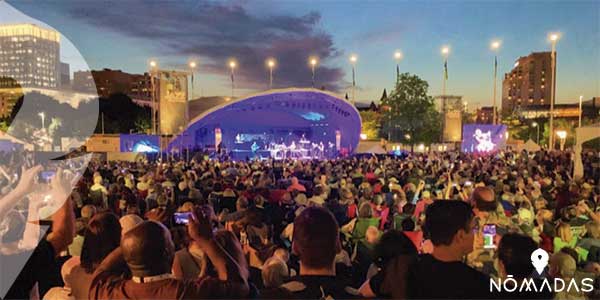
left=119, top=214, right=143, bottom=236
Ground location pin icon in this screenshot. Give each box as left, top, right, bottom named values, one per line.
left=531, top=248, right=549, bottom=275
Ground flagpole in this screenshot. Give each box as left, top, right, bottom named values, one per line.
left=493, top=55, right=498, bottom=124
left=231, top=68, right=235, bottom=98
left=442, top=58, right=447, bottom=97
left=352, top=66, right=356, bottom=104
left=350, top=54, right=357, bottom=105
left=441, top=46, right=449, bottom=143
left=229, top=60, right=236, bottom=98
left=490, top=40, right=501, bottom=125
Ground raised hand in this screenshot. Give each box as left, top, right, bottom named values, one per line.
left=188, top=205, right=214, bottom=245
left=145, top=207, right=168, bottom=223
left=13, top=165, right=42, bottom=197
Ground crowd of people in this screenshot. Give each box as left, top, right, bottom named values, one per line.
left=0, top=148, right=599, bottom=299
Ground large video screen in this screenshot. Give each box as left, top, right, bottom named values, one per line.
left=461, top=124, right=507, bottom=153
left=120, top=134, right=160, bottom=153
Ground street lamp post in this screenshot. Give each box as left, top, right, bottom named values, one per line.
left=556, top=130, right=567, bottom=151
left=267, top=59, right=275, bottom=89
left=548, top=33, right=560, bottom=149
left=491, top=40, right=501, bottom=124
left=579, top=95, right=583, bottom=128
left=38, top=112, right=45, bottom=130
left=350, top=54, right=357, bottom=105
left=532, top=122, right=540, bottom=145
left=309, top=57, right=318, bottom=88
left=149, top=60, right=158, bottom=135
left=441, top=46, right=450, bottom=97
left=229, top=60, right=236, bottom=98
left=394, top=51, right=402, bottom=83
left=188, top=61, right=196, bottom=125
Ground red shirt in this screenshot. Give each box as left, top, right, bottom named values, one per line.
left=287, top=183, right=306, bottom=193
left=404, top=231, right=423, bottom=252
left=414, top=198, right=433, bottom=218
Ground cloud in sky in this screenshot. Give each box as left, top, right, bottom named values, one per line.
left=42, top=1, right=346, bottom=91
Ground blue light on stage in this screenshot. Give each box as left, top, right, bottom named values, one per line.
left=121, top=134, right=160, bottom=153
left=299, top=112, right=325, bottom=121
left=132, top=141, right=160, bottom=153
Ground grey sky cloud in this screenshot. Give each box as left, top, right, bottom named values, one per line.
left=38, top=1, right=346, bottom=91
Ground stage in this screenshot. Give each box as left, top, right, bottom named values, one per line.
left=168, top=88, right=362, bottom=160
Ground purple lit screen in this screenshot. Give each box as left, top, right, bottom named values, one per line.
left=461, top=124, right=507, bottom=153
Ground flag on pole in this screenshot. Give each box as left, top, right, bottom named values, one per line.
left=444, top=60, right=448, bottom=80
left=352, top=67, right=356, bottom=87
left=396, top=64, right=400, bottom=82
left=494, top=56, right=498, bottom=74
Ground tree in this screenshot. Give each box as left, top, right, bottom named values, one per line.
left=380, top=72, right=441, bottom=148
left=4, top=91, right=97, bottom=145
left=543, top=118, right=576, bottom=149
left=95, top=93, right=151, bottom=133
left=359, top=110, right=380, bottom=140
left=380, top=89, right=388, bottom=101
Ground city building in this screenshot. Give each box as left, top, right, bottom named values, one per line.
left=502, top=51, right=553, bottom=112
left=73, top=68, right=152, bottom=100
left=60, top=62, right=70, bottom=87
left=0, top=24, right=61, bottom=89
left=475, top=106, right=494, bottom=124
left=0, top=77, right=19, bottom=118
left=518, top=97, right=600, bottom=120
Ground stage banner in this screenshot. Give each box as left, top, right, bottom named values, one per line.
left=158, top=71, right=188, bottom=135
left=461, top=124, right=507, bottom=153
left=120, top=134, right=160, bottom=153
left=85, top=135, right=120, bottom=153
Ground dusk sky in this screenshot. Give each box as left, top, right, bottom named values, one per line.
left=4, top=0, right=599, bottom=107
